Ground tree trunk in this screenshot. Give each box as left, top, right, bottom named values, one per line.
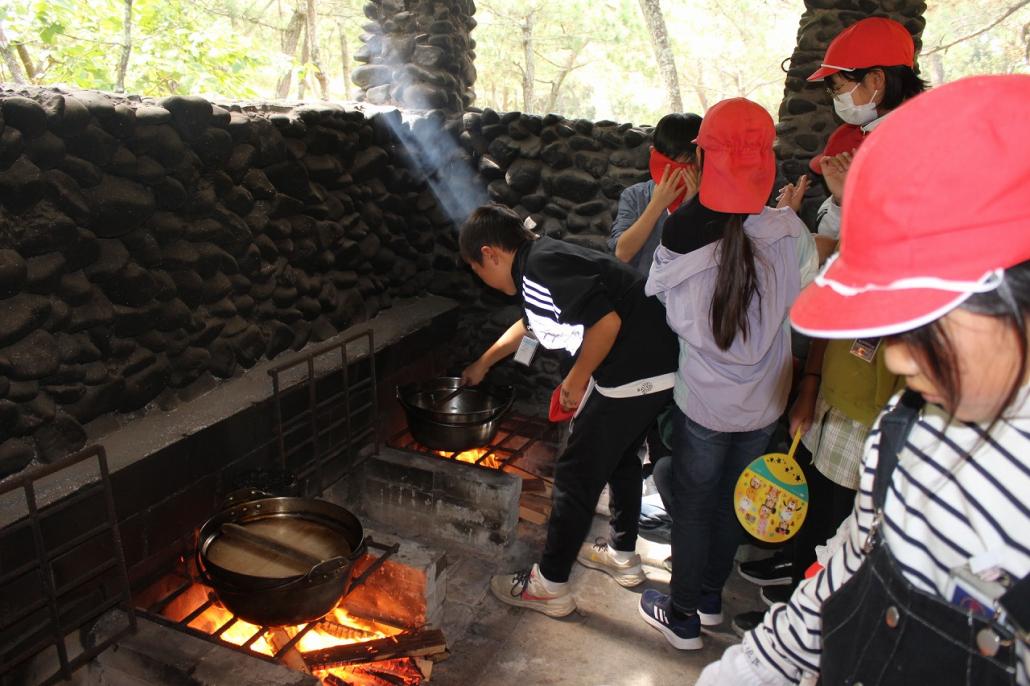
left=0, top=24, right=27, bottom=84
left=338, top=23, right=350, bottom=100
left=275, top=8, right=306, bottom=99
left=116, top=0, right=134, bottom=92
left=298, top=24, right=309, bottom=99
left=637, top=0, right=683, bottom=112
left=544, top=42, right=588, bottom=113
left=305, top=0, right=328, bottom=99
left=520, top=12, right=535, bottom=113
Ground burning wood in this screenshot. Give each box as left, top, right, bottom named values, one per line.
left=302, top=629, right=448, bottom=671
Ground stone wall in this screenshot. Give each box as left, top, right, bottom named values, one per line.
left=0, top=87, right=465, bottom=478
left=353, top=0, right=478, bottom=113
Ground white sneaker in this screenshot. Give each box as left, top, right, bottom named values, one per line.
left=489, top=564, right=577, bottom=618
left=577, top=538, right=646, bottom=587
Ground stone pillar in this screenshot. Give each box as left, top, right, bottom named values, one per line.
left=775, top=1, right=926, bottom=185
left=352, top=0, right=477, bottom=113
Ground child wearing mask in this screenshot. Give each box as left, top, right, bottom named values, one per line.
left=609, top=113, right=703, bottom=275
left=459, top=204, right=679, bottom=617
left=637, top=97, right=818, bottom=650
left=699, top=74, right=1030, bottom=686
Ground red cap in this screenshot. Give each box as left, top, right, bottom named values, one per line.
left=809, top=124, right=866, bottom=174
left=808, top=18, right=915, bottom=82
left=791, top=75, right=1030, bottom=339
left=694, top=98, right=775, bottom=214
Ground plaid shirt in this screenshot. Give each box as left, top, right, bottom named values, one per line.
left=801, top=392, right=868, bottom=491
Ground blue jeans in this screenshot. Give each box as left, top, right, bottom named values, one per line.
left=669, top=408, right=776, bottom=612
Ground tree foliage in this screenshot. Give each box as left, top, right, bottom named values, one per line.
left=0, top=0, right=1026, bottom=125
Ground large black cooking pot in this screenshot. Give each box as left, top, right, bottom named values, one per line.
left=396, top=377, right=514, bottom=452
left=196, top=496, right=366, bottom=626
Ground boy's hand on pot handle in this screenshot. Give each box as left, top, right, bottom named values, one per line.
left=460, top=359, right=490, bottom=387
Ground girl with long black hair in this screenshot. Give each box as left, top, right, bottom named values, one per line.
left=637, top=97, right=818, bottom=650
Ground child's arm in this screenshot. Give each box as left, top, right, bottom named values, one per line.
left=461, top=318, right=527, bottom=386
left=614, top=167, right=689, bottom=263
left=560, top=311, right=621, bottom=410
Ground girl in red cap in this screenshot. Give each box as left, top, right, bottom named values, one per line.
left=637, top=96, right=818, bottom=650
left=698, top=75, right=1030, bottom=686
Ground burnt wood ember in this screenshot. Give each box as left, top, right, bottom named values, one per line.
left=302, top=629, right=447, bottom=671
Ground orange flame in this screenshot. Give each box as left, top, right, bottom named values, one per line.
left=433, top=447, right=502, bottom=469
left=174, top=585, right=423, bottom=685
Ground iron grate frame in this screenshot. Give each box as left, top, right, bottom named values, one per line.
left=0, top=445, right=137, bottom=685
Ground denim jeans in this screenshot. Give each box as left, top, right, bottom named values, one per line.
left=668, top=407, right=776, bottom=612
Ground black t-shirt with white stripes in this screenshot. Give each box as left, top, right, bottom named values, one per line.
left=511, top=236, right=678, bottom=388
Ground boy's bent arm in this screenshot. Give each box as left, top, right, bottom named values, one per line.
left=561, top=311, right=621, bottom=410
left=462, top=318, right=527, bottom=386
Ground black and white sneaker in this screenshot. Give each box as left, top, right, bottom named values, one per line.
left=737, top=554, right=794, bottom=587
left=731, top=610, right=767, bottom=637
left=760, top=584, right=793, bottom=607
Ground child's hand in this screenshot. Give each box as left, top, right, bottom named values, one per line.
left=651, top=165, right=688, bottom=209
left=460, top=359, right=490, bottom=387
left=822, top=151, right=853, bottom=204
left=559, top=374, right=589, bottom=412
left=776, top=174, right=809, bottom=213
left=683, top=166, right=700, bottom=199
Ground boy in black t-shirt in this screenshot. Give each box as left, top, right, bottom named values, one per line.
left=459, top=204, right=679, bottom=617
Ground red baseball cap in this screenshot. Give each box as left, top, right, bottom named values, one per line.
left=808, top=17, right=915, bottom=82
left=791, top=75, right=1030, bottom=339
left=694, top=98, right=775, bottom=214
left=809, top=124, right=866, bottom=174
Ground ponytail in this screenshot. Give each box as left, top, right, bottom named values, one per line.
left=710, top=215, right=760, bottom=350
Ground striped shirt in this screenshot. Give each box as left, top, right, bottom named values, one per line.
left=745, top=388, right=1030, bottom=683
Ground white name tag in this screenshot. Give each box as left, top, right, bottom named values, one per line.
left=513, top=334, right=539, bottom=366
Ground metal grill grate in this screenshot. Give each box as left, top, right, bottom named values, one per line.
left=268, top=329, right=379, bottom=497
left=388, top=413, right=559, bottom=481
left=0, top=446, right=136, bottom=685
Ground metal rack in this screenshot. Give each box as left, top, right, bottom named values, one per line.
left=389, top=413, right=559, bottom=480
left=139, top=539, right=399, bottom=666
left=0, top=446, right=137, bottom=685
left=268, top=329, right=379, bottom=497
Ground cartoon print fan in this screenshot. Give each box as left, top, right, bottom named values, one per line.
left=734, top=430, right=809, bottom=543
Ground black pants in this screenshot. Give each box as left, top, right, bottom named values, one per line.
left=538, top=388, right=673, bottom=583
left=790, top=442, right=857, bottom=587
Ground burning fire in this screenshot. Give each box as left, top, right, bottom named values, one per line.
left=177, top=585, right=425, bottom=685
left=433, top=447, right=502, bottom=469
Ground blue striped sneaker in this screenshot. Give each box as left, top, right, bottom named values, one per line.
left=638, top=589, right=702, bottom=650
left=698, top=589, right=723, bottom=625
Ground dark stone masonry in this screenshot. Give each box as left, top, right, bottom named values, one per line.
left=0, top=85, right=657, bottom=480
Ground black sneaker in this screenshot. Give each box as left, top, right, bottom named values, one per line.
left=760, top=584, right=793, bottom=607
left=738, top=554, right=793, bottom=586
left=731, top=610, right=766, bottom=638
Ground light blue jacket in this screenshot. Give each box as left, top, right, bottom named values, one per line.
left=645, top=207, right=818, bottom=432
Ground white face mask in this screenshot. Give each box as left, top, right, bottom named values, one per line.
left=833, top=83, right=879, bottom=126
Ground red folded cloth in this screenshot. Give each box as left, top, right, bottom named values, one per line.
left=548, top=385, right=575, bottom=422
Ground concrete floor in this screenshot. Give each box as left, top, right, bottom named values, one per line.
left=430, top=513, right=768, bottom=686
